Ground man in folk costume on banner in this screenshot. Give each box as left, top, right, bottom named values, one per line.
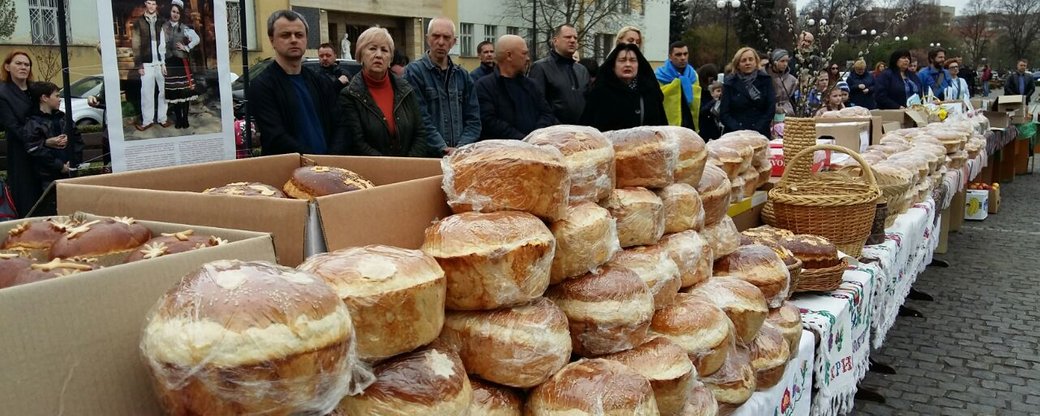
left=131, top=0, right=169, bottom=130
left=656, top=41, right=700, bottom=130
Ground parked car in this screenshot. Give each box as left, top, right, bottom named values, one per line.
left=59, top=75, right=105, bottom=127
left=231, top=58, right=361, bottom=118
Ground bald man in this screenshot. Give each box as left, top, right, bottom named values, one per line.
left=404, top=17, right=481, bottom=156
left=474, top=35, right=556, bottom=140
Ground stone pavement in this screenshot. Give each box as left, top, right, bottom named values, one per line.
left=854, top=169, right=1040, bottom=415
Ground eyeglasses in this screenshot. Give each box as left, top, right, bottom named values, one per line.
left=948, top=65, right=959, bottom=69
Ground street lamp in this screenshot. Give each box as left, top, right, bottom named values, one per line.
left=929, top=42, right=942, bottom=47
left=895, top=35, right=908, bottom=41
left=717, top=0, right=740, bottom=65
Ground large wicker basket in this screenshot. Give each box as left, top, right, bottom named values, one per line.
left=768, top=144, right=882, bottom=257
left=762, top=117, right=818, bottom=227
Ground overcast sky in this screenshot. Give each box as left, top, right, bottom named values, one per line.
left=794, top=0, right=971, bottom=15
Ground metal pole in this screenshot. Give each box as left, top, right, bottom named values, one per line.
left=239, top=0, right=253, bottom=152
left=57, top=0, right=73, bottom=132
left=531, top=0, right=537, bottom=58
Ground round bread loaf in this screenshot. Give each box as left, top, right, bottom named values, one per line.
left=606, top=126, right=678, bottom=189
left=656, top=183, right=705, bottom=233
left=749, top=322, right=790, bottom=389
left=659, top=231, right=713, bottom=289
left=681, top=379, right=720, bottom=416
left=0, top=256, right=97, bottom=289
left=283, top=166, right=375, bottom=200
left=718, top=131, right=769, bottom=169
left=2, top=216, right=79, bottom=258
left=49, top=217, right=152, bottom=265
left=438, top=297, right=571, bottom=388
left=778, top=234, right=840, bottom=269
left=337, top=346, right=472, bottom=415
left=608, top=245, right=682, bottom=310
left=600, top=187, right=665, bottom=248
left=700, top=342, right=756, bottom=406
left=203, top=182, right=287, bottom=198
left=524, top=125, right=616, bottom=204
left=768, top=302, right=803, bottom=357
left=601, top=336, right=695, bottom=416
left=687, top=277, right=769, bottom=344
left=713, top=244, right=791, bottom=308
left=546, top=266, right=654, bottom=357
left=741, top=226, right=794, bottom=243
left=126, top=230, right=228, bottom=262
left=648, top=125, right=707, bottom=186
left=297, top=245, right=447, bottom=361
left=701, top=216, right=740, bottom=261
left=469, top=379, right=523, bottom=416
left=141, top=260, right=362, bottom=416
left=526, top=358, right=660, bottom=415
left=548, top=202, right=621, bottom=284
left=739, top=169, right=760, bottom=198
left=706, top=141, right=753, bottom=181
left=650, top=293, right=732, bottom=377
left=442, top=140, right=570, bottom=221
left=422, top=211, right=554, bottom=310
left=696, top=164, right=732, bottom=227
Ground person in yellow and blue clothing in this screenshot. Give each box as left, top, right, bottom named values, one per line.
left=656, top=41, right=700, bottom=130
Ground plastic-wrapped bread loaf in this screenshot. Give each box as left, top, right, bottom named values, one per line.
left=546, top=266, right=655, bottom=357
left=442, top=140, right=570, bottom=221
left=701, top=216, right=740, bottom=261
left=680, top=378, right=720, bottom=416
left=656, top=183, right=706, bottom=233
left=687, top=277, right=769, bottom=344
left=468, top=379, right=523, bottom=416
left=606, top=126, right=679, bottom=189
left=767, top=302, right=804, bottom=357
left=696, top=164, right=732, bottom=227
left=700, top=342, right=756, bottom=406
left=524, top=125, right=616, bottom=204
left=336, top=346, right=472, bottom=415
left=600, top=188, right=666, bottom=248
left=713, top=244, right=791, bottom=308
left=607, top=245, right=682, bottom=310
left=548, top=202, right=621, bottom=284
left=659, top=231, right=713, bottom=289
left=650, top=293, right=733, bottom=377
left=601, top=337, right=696, bottom=416
left=525, top=359, right=660, bottom=415
left=748, top=322, right=791, bottom=389
left=649, top=125, right=707, bottom=186
left=422, top=211, right=554, bottom=311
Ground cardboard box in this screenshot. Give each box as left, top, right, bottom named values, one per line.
left=988, top=187, right=1001, bottom=214
left=57, top=154, right=446, bottom=266
left=965, top=189, right=989, bottom=220
left=769, top=139, right=829, bottom=177
left=995, top=95, right=1026, bottom=123
left=728, top=190, right=768, bottom=231
left=814, top=116, right=884, bottom=146
left=871, top=109, right=927, bottom=128
left=816, top=121, right=870, bottom=153
left=985, top=111, right=1011, bottom=129
left=881, top=121, right=902, bottom=134
left=0, top=214, right=276, bottom=415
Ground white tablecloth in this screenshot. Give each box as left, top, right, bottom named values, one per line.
left=731, top=329, right=815, bottom=416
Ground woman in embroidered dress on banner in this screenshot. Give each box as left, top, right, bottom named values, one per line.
left=160, top=0, right=201, bottom=129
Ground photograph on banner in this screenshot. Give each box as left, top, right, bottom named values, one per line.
left=98, top=0, right=235, bottom=172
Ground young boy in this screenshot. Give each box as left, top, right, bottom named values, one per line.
left=699, top=82, right=724, bottom=140
left=21, top=81, right=83, bottom=187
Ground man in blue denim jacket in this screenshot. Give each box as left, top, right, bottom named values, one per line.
left=404, top=17, right=481, bottom=156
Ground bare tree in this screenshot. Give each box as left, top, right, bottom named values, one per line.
left=503, top=0, right=662, bottom=59
left=992, top=0, right=1040, bottom=64
left=28, top=46, right=61, bottom=82
left=0, top=0, right=14, bottom=41
left=956, top=0, right=991, bottom=65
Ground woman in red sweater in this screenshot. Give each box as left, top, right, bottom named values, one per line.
left=338, top=27, right=427, bottom=157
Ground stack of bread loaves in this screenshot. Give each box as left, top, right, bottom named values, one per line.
left=707, top=130, right=771, bottom=200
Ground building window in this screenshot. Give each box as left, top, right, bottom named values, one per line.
left=507, top=26, right=519, bottom=36
left=28, top=0, right=70, bottom=45
left=460, top=23, right=474, bottom=56
left=483, top=25, right=497, bottom=44
left=227, top=0, right=257, bottom=50
left=594, top=33, right=612, bottom=61
left=621, top=0, right=632, bottom=14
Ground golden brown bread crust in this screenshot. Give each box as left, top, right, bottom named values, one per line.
left=203, top=181, right=287, bottom=198
left=687, top=277, right=769, bottom=344
left=768, top=302, right=803, bottom=357
left=284, top=166, right=375, bottom=200
left=546, top=266, right=655, bottom=357
left=601, top=337, right=695, bottom=416
left=702, top=217, right=740, bottom=261
left=469, top=379, right=523, bottom=416
left=779, top=235, right=840, bottom=269
left=525, top=359, right=659, bottom=415
left=681, top=379, right=721, bottom=416
left=656, top=183, right=706, bottom=233
left=705, top=140, right=753, bottom=180
left=606, top=127, right=678, bottom=189
left=49, top=217, right=152, bottom=262
left=646, top=126, right=707, bottom=186
left=0, top=255, right=96, bottom=289
left=422, top=211, right=554, bottom=311
left=338, top=346, right=472, bottom=415
left=524, top=125, right=616, bottom=203
left=298, top=245, right=447, bottom=361
left=443, top=140, right=570, bottom=221
left=548, top=202, right=621, bottom=284
left=126, top=230, right=227, bottom=262
left=650, top=293, right=732, bottom=377
left=608, top=245, right=682, bottom=310
left=696, top=164, right=732, bottom=227
left=600, top=187, right=665, bottom=248
left=2, top=217, right=79, bottom=251
left=660, top=231, right=713, bottom=289
left=701, top=343, right=756, bottom=406
left=439, top=297, right=571, bottom=388
left=713, top=244, right=791, bottom=308
left=749, top=323, right=790, bottom=389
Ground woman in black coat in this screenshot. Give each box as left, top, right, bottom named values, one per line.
left=874, top=49, right=922, bottom=110
left=719, top=47, right=776, bottom=138
left=0, top=51, right=39, bottom=217
left=846, top=59, right=877, bottom=109
left=580, top=43, right=667, bottom=132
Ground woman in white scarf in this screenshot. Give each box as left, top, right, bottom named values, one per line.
left=943, top=58, right=970, bottom=101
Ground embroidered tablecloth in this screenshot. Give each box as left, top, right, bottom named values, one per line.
left=731, top=329, right=815, bottom=416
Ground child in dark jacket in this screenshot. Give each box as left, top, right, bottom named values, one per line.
left=699, top=82, right=724, bottom=141
left=21, top=81, right=83, bottom=186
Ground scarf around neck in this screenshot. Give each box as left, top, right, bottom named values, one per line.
left=655, top=61, right=697, bottom=104
left=738, top=71, right=761, bottom=101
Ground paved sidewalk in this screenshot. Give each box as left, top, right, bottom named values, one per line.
left=854, top=170, right=1040, bottom=415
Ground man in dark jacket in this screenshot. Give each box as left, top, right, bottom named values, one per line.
left=470, top=40, right=496, bottom=81
left=316, top=42, right=349, bottom=91
left=476, top=35, right=556, bottom=140
left=248, top=10, right=346, bottom=155
left=528, top=24, right=589, bottom=124
left=1004, top=59, right=1035, bottom=100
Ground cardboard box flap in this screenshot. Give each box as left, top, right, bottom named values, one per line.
left=318, top=176, right=452, bottom=252
left=0, top=217, right=276, bottom=415
left=905, top=109, right=928, bottom=126
left=59, top=154, right=303, bottom=191
left=882, top=122, right=902, bottom=134
left=997, top=95, right=1025, bottom=105
left=304, top=155, right=443, bottom=186
left=57, top=184, right=308, bottom=265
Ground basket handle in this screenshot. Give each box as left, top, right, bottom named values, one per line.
left=778, top=144, right=878, bottom=188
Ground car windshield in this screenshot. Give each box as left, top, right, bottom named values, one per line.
left=60, top=77, right=103, bottom=98
left=231, top=60, right=273, bottom=88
